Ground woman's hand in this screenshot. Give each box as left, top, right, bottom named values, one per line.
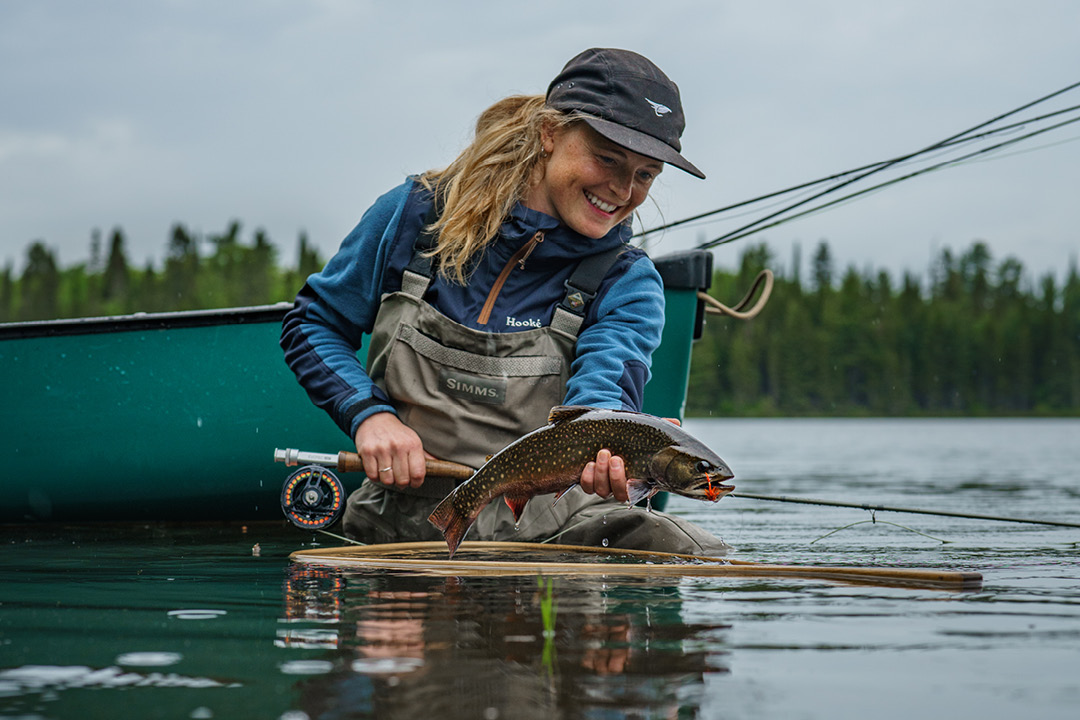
left=580, top=448, right=630, bottom=503
left=579, top=418, right=680, bottom=504
left=354, top=412, right=429, bottom=489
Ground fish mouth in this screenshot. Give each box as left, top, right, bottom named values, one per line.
left=678, top=474, right=735, bottom=502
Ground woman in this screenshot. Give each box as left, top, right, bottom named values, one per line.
left=282, top=48, right=728, bottom=554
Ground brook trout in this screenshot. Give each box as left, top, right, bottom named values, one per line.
left=428, top=406, right=734, bottom=557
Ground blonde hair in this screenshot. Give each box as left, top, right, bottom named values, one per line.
left=419, top=95, right=574, bottom=284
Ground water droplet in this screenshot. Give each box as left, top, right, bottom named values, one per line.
left=279, top=659, right=333, bottom=675
left=117, top=652, right=182, bottom=667
left=168, top=609, right=226, bottom=620
left=601, top=538, right=609, bottom=547
left=278, top=712, right=311, bottom=720
left=351, top=657, right=424, bottom=675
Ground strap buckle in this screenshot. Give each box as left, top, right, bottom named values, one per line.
left=560, top=279, right=596, bottom=315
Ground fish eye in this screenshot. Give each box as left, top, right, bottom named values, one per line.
left=695, top=460, right=713, bottom=474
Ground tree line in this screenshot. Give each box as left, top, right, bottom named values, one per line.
left=1, top=222, right=323, bottom=321
left=689, top=241, right=1080, bottom=416
left=3, top=225, right=1077, bottom=415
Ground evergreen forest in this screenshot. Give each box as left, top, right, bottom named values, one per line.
left=3, top=223, right=1078, bottom=416
left=690, top=242, right=1079, bottom=416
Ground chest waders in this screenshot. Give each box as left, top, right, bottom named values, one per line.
left=346, top=207, right=635, bottom=546
left=346, top=210, right=731, bottom=556
left=364, top=208, right=624, bottom=492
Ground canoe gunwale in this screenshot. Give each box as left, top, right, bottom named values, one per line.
left=0, top=303, right=293, bottom=340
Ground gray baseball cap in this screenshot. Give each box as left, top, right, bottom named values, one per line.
left=546, top=48, right=705, bottom=179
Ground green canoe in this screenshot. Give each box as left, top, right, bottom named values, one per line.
left=0, top=251, right=712, bottom=523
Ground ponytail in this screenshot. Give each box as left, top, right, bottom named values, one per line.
left=419, top=95, right=572, bottom=284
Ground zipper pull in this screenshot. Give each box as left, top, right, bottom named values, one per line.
left=517, top=231, right=545, bottom=270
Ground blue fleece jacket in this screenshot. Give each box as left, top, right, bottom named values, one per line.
left=280, top=178, right=665, bottom=441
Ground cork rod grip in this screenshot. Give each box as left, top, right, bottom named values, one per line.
left=335, top=452, right=475, bottom=480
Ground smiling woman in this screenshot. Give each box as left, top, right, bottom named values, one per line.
left=279, top=48, right=725, bottom=556
left=526, top=125, right=665, bottom=239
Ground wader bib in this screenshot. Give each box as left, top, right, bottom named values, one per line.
left=343, top=211, right=730, bottom=556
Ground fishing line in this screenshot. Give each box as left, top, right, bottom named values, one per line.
left=633, top=127, right=989, bottom=240
left=633, top=82, right=1080, bottom=245
left=645, top=183, right=836, bottom=240
left=810, top=518, right=950, bottom=545
left=696, top=80, right=1080, bottom=247
left=700, top=112, right=1080, bottom=248
left=701, top=112, right=1080, bottom=248
left=635, top=164, right=879, bottom=239
left=732, top=492, right=1080, bottom=529
left=315, top=528, right=366, bottom=545
left=956, top=132, right=1080, bottom=164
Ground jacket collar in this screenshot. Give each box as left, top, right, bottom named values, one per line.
left=499, top=202, right=631, bottom=263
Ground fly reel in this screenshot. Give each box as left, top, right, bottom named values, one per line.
left=273, top=446, right=474, bottom=531
left=280, top=465, right=346, bottom=530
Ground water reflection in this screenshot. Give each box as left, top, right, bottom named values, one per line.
left=282, top=565, right=731, bottom=719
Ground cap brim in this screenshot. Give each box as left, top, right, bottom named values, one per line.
left=579, top=115, right=705, bottom=179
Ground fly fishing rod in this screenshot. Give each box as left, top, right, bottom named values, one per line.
left=634, top=101, right=1080, bottom=240
left=273, top=448, right=1077, bottom=531
left=273, top=448, right=474, bottom=529
left=731, top=492, right=1080, bottom=529
left=694, top=78, right=1080, bottom=249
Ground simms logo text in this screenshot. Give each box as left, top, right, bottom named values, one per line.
left=439, top=369, right=506, bottom=405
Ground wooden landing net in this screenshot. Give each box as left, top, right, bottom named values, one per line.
left=290, top=541, right=982, bottom=590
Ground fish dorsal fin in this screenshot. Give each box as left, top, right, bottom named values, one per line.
left=547, top=405, right=593, bottom=425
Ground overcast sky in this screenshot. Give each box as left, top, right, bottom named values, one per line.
left=2, top=0, right=1078, bottom=286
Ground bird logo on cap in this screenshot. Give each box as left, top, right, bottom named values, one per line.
left=646, top=98, right=672, bottom=117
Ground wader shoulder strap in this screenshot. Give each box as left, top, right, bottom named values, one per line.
left=550, top=244, right=627, bottom=338
left=399, top=195, right=443, bottom=299
left=399, top=193, right=626, bottom=338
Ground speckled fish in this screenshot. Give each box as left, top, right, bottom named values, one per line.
left=428, top=406, right=734, bottom=557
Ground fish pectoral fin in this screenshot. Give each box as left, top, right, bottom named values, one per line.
left=547, top=405, right=593, bottom=425
left=626, top=478, right=657, bottom=506
left=553, top=483, right=579, bottom=504
left=503, top=494, right=530, bottom=522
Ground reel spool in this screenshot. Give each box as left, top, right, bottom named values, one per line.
left=280, top=465, right=346, bottom=530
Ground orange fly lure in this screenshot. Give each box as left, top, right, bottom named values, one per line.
left=704, top=474, right=722, bottom=502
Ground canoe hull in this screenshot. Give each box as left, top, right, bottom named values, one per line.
left=1, top=305, right=341, bottom=521
left=1, top=251, right=713, bottom=522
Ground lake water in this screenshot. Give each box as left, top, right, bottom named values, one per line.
left=2, top=418, right=1078, bottom=719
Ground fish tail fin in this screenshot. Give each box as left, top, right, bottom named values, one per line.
left=428, top=496, right=470, bottom=559
left=503, top=494, right=530, bottom=522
